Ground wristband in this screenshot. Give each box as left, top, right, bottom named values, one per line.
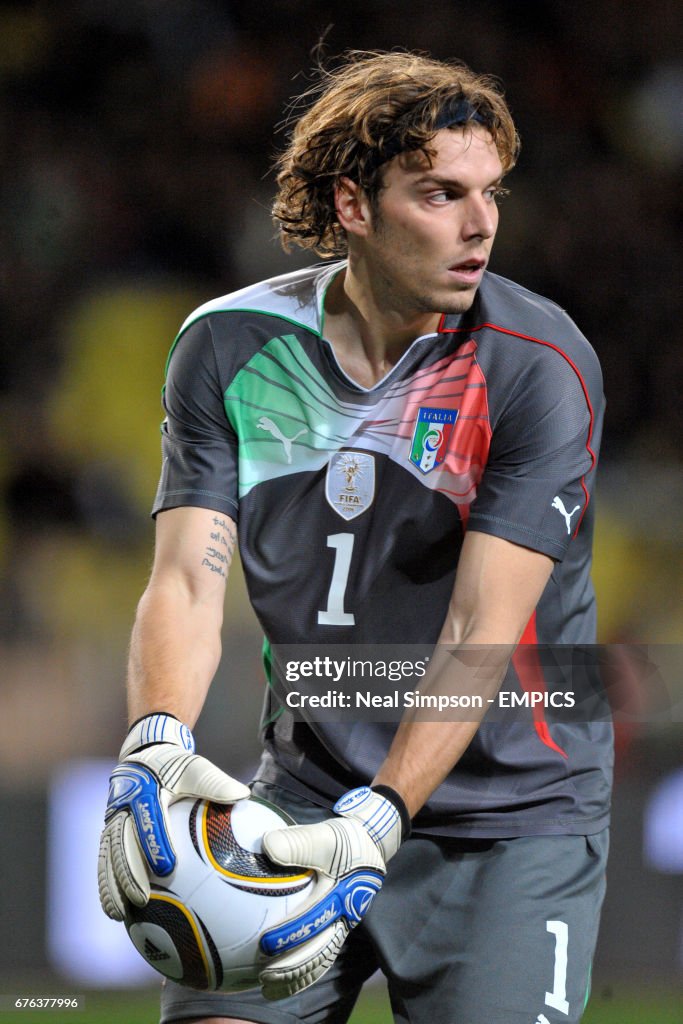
left=371, top=784, right=412, bottom=841
left=120, top=712, right=195, bottom=758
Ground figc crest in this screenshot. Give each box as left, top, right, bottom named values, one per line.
left=409, top=407, right=458, bottom=474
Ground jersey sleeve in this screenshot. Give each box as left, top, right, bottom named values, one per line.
left=467, top=340, right=603, bottom=560
left=151, top=317, right=239, bottom=519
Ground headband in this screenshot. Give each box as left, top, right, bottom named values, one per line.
left=369, top=96, right=491, bottom=171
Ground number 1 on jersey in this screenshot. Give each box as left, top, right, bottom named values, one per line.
left=545, top=919, right=569, bottom=1015
left=318, top=533, right=355, bottom=626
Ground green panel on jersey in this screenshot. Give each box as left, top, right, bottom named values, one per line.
left=260, top=636, right=284, bottom=726
left=224, top=334, right=363, bottom=497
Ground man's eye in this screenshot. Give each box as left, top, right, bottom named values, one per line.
left=429, top=191, right=455, bottom=203
left=485, top=186, right=510, bottom=202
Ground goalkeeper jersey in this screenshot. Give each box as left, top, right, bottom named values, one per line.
left=152, top=261, right=611, bottom=838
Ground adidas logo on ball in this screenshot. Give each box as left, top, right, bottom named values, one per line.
left=143, top=938, right=171, bottom=962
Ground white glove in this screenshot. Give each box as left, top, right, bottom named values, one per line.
left=258, top=785, right=409, bottom=1000
left=97, top=712, right=250, bottom=921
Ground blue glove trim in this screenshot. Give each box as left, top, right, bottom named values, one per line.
left=259, top=869, right=383, bottom=956
left=333, top=786, right=372, bottom=815
left=104, top=764, right=176, bottom=876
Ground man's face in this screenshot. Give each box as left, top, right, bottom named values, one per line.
left=359, top=126, right=504, bottom=317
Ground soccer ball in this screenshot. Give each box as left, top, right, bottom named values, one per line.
left=124, top=795, right=314, bottom=991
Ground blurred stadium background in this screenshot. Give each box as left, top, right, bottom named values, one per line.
left=0, top=1, right=681, bottom=1021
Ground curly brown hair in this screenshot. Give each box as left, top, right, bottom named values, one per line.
left=272, top=50, right=520, bottom=257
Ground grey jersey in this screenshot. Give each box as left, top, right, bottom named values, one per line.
left=153, top=262, right=612, bottom=837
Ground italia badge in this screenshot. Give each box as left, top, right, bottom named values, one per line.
left=409, top=407, right=458, bottom=474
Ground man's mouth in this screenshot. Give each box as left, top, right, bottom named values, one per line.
left=450, top=258, right=486, bottom=272
left=448, top=259, right=486, bottom=282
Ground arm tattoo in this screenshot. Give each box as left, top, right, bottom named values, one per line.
left=201, top=516, right=237, bottom=579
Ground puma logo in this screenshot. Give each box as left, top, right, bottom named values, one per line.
left=535, top=1015, right=551, bottom=1024
left=551, top=495, right=581, bottom=534
left=256, top=416, right=306, bottom=464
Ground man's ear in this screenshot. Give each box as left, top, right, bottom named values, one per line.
left=334, top=176, right=373, bottom=238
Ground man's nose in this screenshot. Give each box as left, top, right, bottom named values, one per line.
left=461, top=195, right=497, bottom=239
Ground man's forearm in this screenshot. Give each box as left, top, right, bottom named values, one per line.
left=372, top=643, right=511, bottom=817
left=127, top=578, right=224, bottom=727
left=373, top=533, right=555, bottom=818
left=372, top=721, right=479, bottom=819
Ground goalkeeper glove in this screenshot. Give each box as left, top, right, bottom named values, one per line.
left=258, top=785, right=409, bottom=1000
left=97, top=712, right=249, bottom=921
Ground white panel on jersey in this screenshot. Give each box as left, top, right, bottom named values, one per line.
left=178, top=261, right=346, bottom=338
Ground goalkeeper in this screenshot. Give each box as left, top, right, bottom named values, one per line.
left=99, top=49, right=611, bottom=1024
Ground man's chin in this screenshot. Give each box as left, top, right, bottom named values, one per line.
left=440, top=288, right=479, bottom=315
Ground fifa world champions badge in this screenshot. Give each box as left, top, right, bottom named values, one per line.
left=409, top=407, right=458, bottom=474
left=325, top=451, right=376, bottom=521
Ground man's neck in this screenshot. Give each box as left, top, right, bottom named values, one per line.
left=323, top=265, right=440, bottom=389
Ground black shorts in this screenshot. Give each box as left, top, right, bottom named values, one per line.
left=160, top=780, right=609, bottom=1024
